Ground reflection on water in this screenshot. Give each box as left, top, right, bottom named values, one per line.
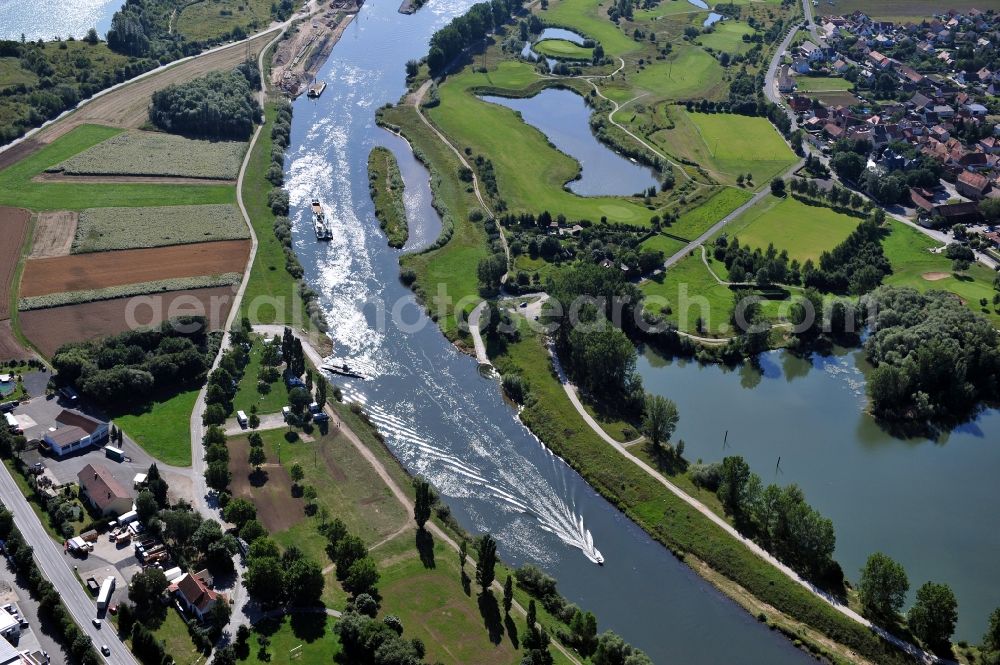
left=482, top=88, right=660, bottom=196
left=638, top=345, right=1000, bottom=640
left=1, top=0, right=119, bottom=40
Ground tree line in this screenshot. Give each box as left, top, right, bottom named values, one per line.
left=425, top=0, right=522, bottom=75
left=149, top=64, right=261, bottom=140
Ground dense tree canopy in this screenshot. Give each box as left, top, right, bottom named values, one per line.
left=149, top=68, right=261, bottom=139
left=862, top=287, right=1000, bottom=425
left=426, top=0, right=521, bottom=74
left=858, top=552, right=909, bottom=621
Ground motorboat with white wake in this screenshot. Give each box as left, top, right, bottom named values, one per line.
left=321, top=357, right=368, bottom=379
left=312, top=197, right=333, bottom=240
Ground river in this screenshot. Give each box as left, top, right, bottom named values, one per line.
left=637, top=345, right=1000, bottom=641
left=0, top=0, right=118, bottom=40
left=282, top=0, right=811, bottom=662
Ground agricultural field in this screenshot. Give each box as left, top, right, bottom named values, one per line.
left=723, top=195, right=861, bottom=263
left=0, top=207, right=30, bottom=320
left=806, top=90, right=862, bottom=107
left=72, top=204, right=249, bottom=253
left=697, top=21, right=756, bottom=54
left=428, top=62, right=654, bottom=226
left=20, top=239, right=250, bottom=296
left=792, top=75, right=852, bottom=92
left=18, top=273, right=242, bottom=311
left=533, top=38, right=593, bottom=60
left=817, top=0, right=982, bottom=21
left=30, top=211, right=77, bottom=258
left=668, top=187, right=752, bottom=240
left=641, top=252, right=737, bottom=336
left=882, top=221, right=1000, bottom=325
left=0, top=321, right=30, bottom=362
left=53, top=130, right=247, bottom=180
left=0, top=125, right=235, bottom=211
left=19, top=285, right=238, bottom=357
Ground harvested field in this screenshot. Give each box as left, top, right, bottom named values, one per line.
left=19, top=285, right=238, bottom=357
left=30, top=211, right=77, bottom=258
left=0, top=138, right=41, bottom=173
left=73, top=204, right=249, bottom=253
left=0, top=321, right=30, bottom=361
left=228, top=436, right=304, bottom=533
left=0, top=207, right=30, bottom=319
left=53, top=131, right=247, bottom=180
left=20, top=239, right=251, bottom=297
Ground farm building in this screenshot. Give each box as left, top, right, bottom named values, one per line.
left=78, top=463, right=133, bottom=516
left=170, top=570, right=221, bottom=621
left=41, top=410, right=109, bottom=457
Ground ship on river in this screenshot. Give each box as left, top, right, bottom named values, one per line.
left=312, top=197, right=333, bottom=240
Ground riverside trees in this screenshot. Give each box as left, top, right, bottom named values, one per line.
left=858, top=552, right=909, bottom=621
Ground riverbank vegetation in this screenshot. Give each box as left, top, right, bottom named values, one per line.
left=367, top=146, right=409, bottom=248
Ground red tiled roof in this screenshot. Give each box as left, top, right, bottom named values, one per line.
left=77, top=464, right=130, bottom=512
left=174, top=573, right=219, bottom=612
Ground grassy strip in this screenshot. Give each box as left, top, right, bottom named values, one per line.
left=491, top=326, right=911, bottom=665
left=367, top=146, right=409, bottom=248
left=115, top=389, right=201, bottom=466
left=73, top=204, right=248, bottom=253
left=0, top=125, right=235, bottom=211
left=18, top=273, right=241, bottom=311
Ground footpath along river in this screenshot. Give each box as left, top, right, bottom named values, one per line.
left=281, top=0, right=811, bottom=662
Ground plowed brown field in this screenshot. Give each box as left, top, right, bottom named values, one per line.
left=0, top=207, right=30, bottom=319
left=20, top=239, right=250, bottom=297
left=0, top=321, right=30, bottom=361
left=19, top=285, right=238, bottom=357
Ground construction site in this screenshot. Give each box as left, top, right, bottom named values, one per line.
left=271, top=0, right=364, bottom=97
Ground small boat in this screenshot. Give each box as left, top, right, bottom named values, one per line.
left=321, top=358, right=366, bottom=379
left=312, top=197, right=333, bottom=240
left=594, top=551, right=604, bottom=565
left=307, top=80, right=327, bottom=98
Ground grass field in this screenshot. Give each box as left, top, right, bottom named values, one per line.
left=792, top=75, right=852, bottom=92
left=115, top=389, right=199, bottom=466
left=723, top=195, right=861, bottom=263
left=640, top=233, right=687, bottom=258
left=383, top=104, right=487, bottom=337
left=175, top=0, right=276, bottom=42
left=73, top=204, right=248, bottom=252
left=0, top=58, right=38, bottom=90
left=54, top=130, right=246, bottom=179
left=241, top=103, right=301, bottom=325
left=669, top=187, right=752, bottom=240
left=819, top=0, right=982, bottom=20
left=697, top=21, right=756, bottom=53
left=641, top=252, right=737, bottom=335
left=0, top=125, right=235, bottom=211
left=533, top=38, right=593, bottom=60
left=685, top=111, right=797, bottom=184
left=231, top=336, right=289, bottom=415
left=634, top=0, right=707, bottom=19
left=429, top=63, right=653, bottom=226
left=625, top=46, right=726, bottom=101
left=882, top=221, right=1000, bottom=325
left=542, top=0, right=641, bottom=56
left=239, top=614, right=340, bottom=664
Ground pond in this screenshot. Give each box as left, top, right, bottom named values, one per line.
left=521, top=27, right=588, bottom=68
left=480, top=88, right=661, bottom=197
left=637, top=345, right=1000, bottom=641
left=0, top=0, right=119, bottom=40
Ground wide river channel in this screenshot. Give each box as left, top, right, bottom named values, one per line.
left=282, top=0, right=810, bottom=662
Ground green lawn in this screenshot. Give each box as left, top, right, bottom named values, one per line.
left=627, top=46, right=726, bottom=101
left=241, top=103, right=301, bottom=325
left=115, top=389, right=199, bottom=466
left=641, top=252, right=736, bottom=336
left=231, top=336, right=288, bottom=415
left=722, top=195, right=861, bottom=263
left=428, top=62, right=653, bottom=226
left=792, top=75, right=852, bottom=92
left=542, top=0, right=641, bottom=56
left=685, top=111, right=797, bottom=184
left=668, top=187, right=752, bottom=240
left=882, top=221, right=1000, bottom=325
left=239, top=614, right=340, bottom=664
left=0, top=124, right=235, bottom=211
left=640, top=233, right=686, bottom=258
left=697, top=21, right=756, bottom=54
left=635, top=0, right=706, bottom=19
left=533, top=38, right=593, bottom=60
left=152, top=611, right=204, bottom=665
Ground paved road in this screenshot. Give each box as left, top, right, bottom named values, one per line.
left=0, top=465, right=138, bottom=664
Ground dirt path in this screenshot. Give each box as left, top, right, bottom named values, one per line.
left=29, top=211, right=77, bottom=258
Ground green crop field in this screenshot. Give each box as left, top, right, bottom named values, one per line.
left=820, top=0, right=981, bottom=20
left=793, top=75, right=853, bottom=92
left=428, top=63, right=653, bottom=226
left=533, top=38, right=593, bottom=60
left=669, top=187, right=752, bottom=240
left=542, top=0, right=641, bottom=56
left=697, top=21, right=756, bottom=53
left=116, top=388, right=200, bottom=466
left=642, top=252, right=736, bottom=336
left=55, top=130, right=247, bottom=179
left=73, top=204, right=249, bottom=252
left=18, top=273, right=241, bottom=311
left=882, top=221, right=1000, bottom=325
left=626, top=46, right=726, bottom=101
left=723, top=195, right=861, bottom=263
left=0, top=125, right=235, bottom=211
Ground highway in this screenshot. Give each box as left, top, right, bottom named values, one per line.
left=0, top=465, right=138, bottom=664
